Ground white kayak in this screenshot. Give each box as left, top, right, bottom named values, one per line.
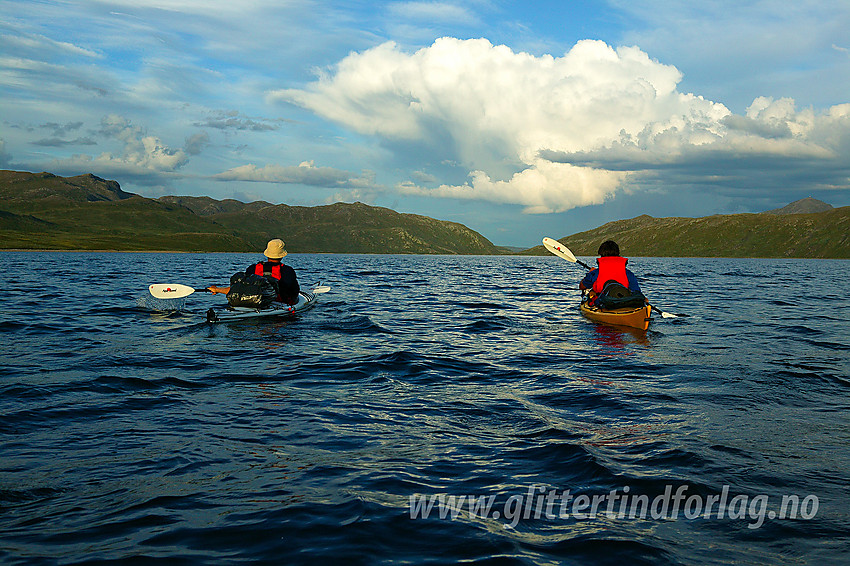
left=205, top=290, right=319, bottom=323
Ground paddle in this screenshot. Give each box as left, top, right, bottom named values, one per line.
left=148, top=283, right=330, bottom=299
left=149, top=283, right=210, bottom=299
left=542, top=237, right=593, bottom=270
left=542, top=237, right=685, bottom=319
left=649, top=304, right=682, bottom=319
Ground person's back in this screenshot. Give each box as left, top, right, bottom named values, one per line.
left=208, top=238, right=300, bottom=305
left=579, top=240, right=642, bottom=295
left=250, top=257, right=299, bottom=305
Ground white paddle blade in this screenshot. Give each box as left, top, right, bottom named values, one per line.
left=542, top=237, right=578, bottom=263
left=311, top=286, right=331, bottom=294
left=650, top=305, right=681, bottom=319
left=149, top=283, right=197, bottom=299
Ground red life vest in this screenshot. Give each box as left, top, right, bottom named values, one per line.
left=592, top=256, right=630, bottom=293
left=254, top=262, right=282, bottom=280
left=254, top=261, right=283, bottom=301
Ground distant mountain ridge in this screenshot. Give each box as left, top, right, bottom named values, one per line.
left=0, top=171, right=133, bottom=202
left=525, top=198, right=848, bottom=258
left=158, top=195, right=274, bottom=215
left=0, top=170, right=501, bottom=254
left=762, top=197, right=833, bottom=215
left=2, top=170, right=847, bottom=257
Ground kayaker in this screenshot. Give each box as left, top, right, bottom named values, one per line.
left=207, top=239, right=300, bottom=305
left=579, top=240, right=642, bottom=295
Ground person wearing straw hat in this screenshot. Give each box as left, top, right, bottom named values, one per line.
left=207, top=239, right=300, bottom=305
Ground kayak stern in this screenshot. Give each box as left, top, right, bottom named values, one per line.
left=580, top=302, right=652, bottom=331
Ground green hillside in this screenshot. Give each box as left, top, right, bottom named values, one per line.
left=525, top=204, right=849, bottom=258
left=158, top=196, right=498, bottom=254
left=3, top=170, right=847, bottom=257
left=0, top=170, right=501, bottom=254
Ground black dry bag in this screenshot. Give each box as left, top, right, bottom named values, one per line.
left=226, top=273, right=277, bottom=308
left=595, top=281, right=647, bottom=309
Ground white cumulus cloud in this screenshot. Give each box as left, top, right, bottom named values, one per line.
left=271, top=37, right=731, bottom=213
left=272, top=37, right=850, bottom=211
left=215, top=161, right=379, bottom=190
left=49, top=114, right=189, bottom=180
left=97, top=114, right=189, bottom=171
left=400, top=160, right=626, bottom=213
left=544, top=96, right=849, bottom=189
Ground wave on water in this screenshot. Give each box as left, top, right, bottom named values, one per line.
left=452, top=301, right=513, bottom=310
left=319, top=313, right=391, bottom=334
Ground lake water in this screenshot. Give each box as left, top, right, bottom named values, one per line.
left=1, top=252, right=848, bottom=565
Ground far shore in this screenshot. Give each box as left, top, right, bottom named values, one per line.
left=2, top=249, right=848, bottom=259
left=1, top=249, right=206, bottom=253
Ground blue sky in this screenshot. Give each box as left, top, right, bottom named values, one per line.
left=1, top=0, right=849, bottom=247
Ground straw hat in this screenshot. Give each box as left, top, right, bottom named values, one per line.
left=263, top=238, right=287, bottom=259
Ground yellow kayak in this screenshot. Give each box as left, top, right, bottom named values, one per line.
left=580, top=301, right=652, bottom=331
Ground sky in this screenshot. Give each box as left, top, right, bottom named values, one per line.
left=1, top=0, right=849, bottom=247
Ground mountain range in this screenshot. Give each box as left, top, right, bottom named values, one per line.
left=526, top=199, right=847, bottom=258
left=1, top=170, right=847, bottom=257
left=0, top=171, right=501, bottom=254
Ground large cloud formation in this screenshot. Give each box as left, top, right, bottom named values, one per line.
left=271, top=37, right=849, bottom=212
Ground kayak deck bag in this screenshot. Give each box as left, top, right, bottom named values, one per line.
left=593, top=282, right=647, bottom=310
left=226, top=273, right=277, bottom=308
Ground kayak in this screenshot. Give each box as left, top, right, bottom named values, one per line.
left=205, top=290, right=317, bottom=323
left=580, top=301, right=652, bottom=331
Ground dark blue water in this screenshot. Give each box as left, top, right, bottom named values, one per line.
left=1, top=252, right=848, bottom=565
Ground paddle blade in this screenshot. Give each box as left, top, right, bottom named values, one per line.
left=311, top=286, right=331, bottom=294
left=650, top=305, right=685, bottom=319
left=542, top=237, right=578, bottom=262
left=149, top=283, right=197, bottom=299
